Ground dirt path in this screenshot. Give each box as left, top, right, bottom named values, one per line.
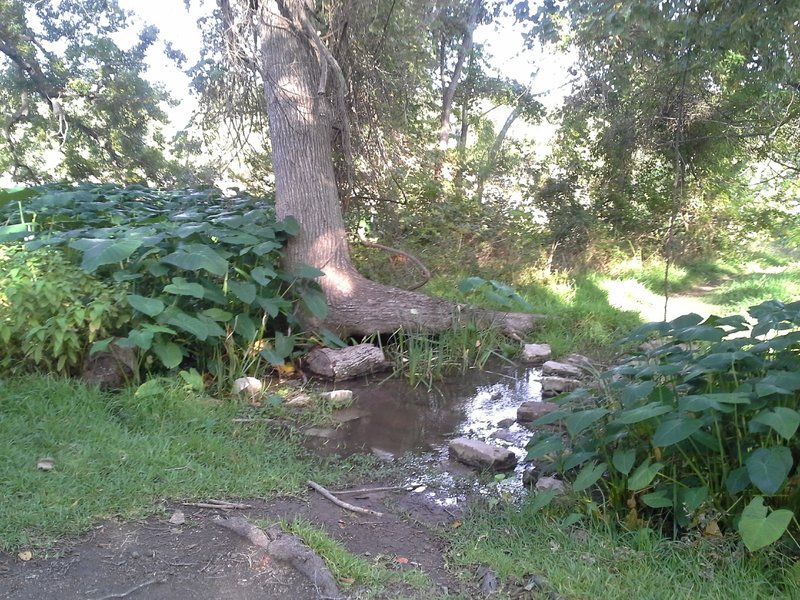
left=1, top=486, right=467, bottom=600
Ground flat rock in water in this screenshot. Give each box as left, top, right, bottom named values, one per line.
left=331, top=407, right=370, bottom=423
left=565, top=353, right=594, bottom=368
left=521, top=343, right=551, bottom=364
left=497, top=417, right=516, bottom=428
left=517, top=401, right=561, bottom=422
left=541, top=376, right=581, bottom=397
left=542, top=360, right=583, bottom=378
left=448, top=438, right=517, bottom=471
left=489, top=428, right=516, bottom=443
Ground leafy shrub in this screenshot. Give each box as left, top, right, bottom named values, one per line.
left=0, top=183, right=330, bottom=383
left=527, top=300, right=800, bottom=550
left=0, top=247, right=128, bottom=374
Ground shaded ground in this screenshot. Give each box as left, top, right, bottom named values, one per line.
left=1, top=486, right=467, bottom=599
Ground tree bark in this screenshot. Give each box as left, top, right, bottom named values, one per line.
left=258, top=1, right=536, bottom=338
left=476, top=103, right=524, bottom=203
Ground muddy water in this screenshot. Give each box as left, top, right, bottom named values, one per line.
left=310, top=363, right=544, bottom=468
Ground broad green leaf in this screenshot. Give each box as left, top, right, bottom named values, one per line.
left=641, top=489, right=673, bottom=508
left=161, top=244, right=228, bottom=276
left=135, top=379, right=168, bottom=397
left=234, top=314, right=258, bottom=340
left=127, top=294, right=165, bottom=317
left=612, top=448, right=636, bottom=475
left=565, top=408, right=609, bottom=437
left=127, top=329, right=154, bottom=350
left=318, top=327, right=347, bottom=348
left=300, top=288, right=328, bottom=320
left=678, top=486, right=708, bottom=513
left=653, top=416, right=703, bottom=447
left=627, top=458, right=664, bottom=491
left=260, top=347, right=285, bottom=366
left=274, top=331, right=295, bottom=357
left=617, top=402, right=672, bottom=424
left=229, top=280, right=257, bottom=304
left=165, top=312, right=210, bottom=341
left=257, top=295, right=288, bottom=317
left=292, top=263, right=325, bottom=278
left=0, top=223, right=32, bottom=242
left=738, top=496, right=793, bottom=551
left=746, top=447, right=793, bottom=495
left=525, top=435, right=565, bottom=460
left=670, top=313, right=703, bottom=329
left=725, top=466, right=751, bottom=495
left=572, top=462, right=607, bottom=492
left=70, top=238, right=143, bottom=273
left=528, top=489, right=559, bottom=512
left=673, top=325, right=724, bottom=343
left=90, top=338, right=113, bottom=355
left=620, top=380, right=656, bottom=405
left=563, top=451, right=596, bottom=470
left=750, top=407, right=800, bottom=440
left=203, top=308, right=234, bottom=322
left=153, top=341, right=183, bottom=369
left=163, top=278, right=205, bottom=299
left=196, top=314, right=226, bottom=338
left=251, top=240, right=282, bottom=256
left=755, top=372, right=800, bottom=397
left=531, top=409, right=570, bottom=426
left=277, top=215, right=300, bottom=235
left=251, top=265, right=277, bottom=285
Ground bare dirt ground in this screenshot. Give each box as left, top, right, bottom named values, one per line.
left=0, top=485, right=469, bottom=600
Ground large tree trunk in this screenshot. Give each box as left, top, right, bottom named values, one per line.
left=258, top=1, right=536, bottom=338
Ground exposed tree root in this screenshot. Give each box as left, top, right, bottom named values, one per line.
left=307, top=480, right=385, bottom=517
left=215, top=516, right=341, bottom=599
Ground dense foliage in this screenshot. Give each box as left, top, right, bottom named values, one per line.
left=0, top=184, right=333, bottom=382
left=527, top=301, right=800, bottom=550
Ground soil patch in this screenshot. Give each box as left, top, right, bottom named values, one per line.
left=0, top=486, right=468, bottom=599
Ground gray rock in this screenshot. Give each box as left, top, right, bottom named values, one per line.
left=319, top=389, right=353, bottom=407
left=303, top=427, right=340, bottom=439
left=497, top=417, right=516, bottom=428
left=541, top=376, right=581, bottom=397
left=535, top=476, right=569, bottom=494
left=542, top=360, right=583, bottom=378
left=517, top=401, right=561, bottom=422
left=522, top=467, right=537, bottom=486
left=448, top=437, right=517, bottom=471
left=489, top=428, right=516, bottom=443
left=331, top=407, right=370, bottom=423
left=565, top=353, right=594, bottom=368
left=521, top=343, right=552, bottom=364
left=81, top=342, right=137, bottom=390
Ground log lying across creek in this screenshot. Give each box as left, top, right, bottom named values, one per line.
left=305, top=343, right=390, bottom=380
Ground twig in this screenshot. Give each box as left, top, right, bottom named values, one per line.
left=86, top=577, right=165, bottom=600
left=357, top=240, right=431, bottom=291
left=183, top=500, right=252, bottom=510
left=307, top=480, right=384, bottom=517
left=331, top=485, right=411, bottom=495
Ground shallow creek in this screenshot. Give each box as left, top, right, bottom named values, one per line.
left=307, top=362, right=549, bottom=503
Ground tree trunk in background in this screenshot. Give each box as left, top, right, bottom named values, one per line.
left=476, top=103, right=524, bottom=203
left=259, top=0, right=536, bottom=338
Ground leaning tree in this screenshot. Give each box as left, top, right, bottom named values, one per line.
left=214, top=0, right=536, bottom=338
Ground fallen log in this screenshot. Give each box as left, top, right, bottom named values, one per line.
left=305, top=343, right=389, bottom=380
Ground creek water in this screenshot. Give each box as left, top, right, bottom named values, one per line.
left=306, top=362, right=549, bottom=501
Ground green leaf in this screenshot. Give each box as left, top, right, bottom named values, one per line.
left=161, top=244, right=228, bottom=276
left=0, top=223, right=32, bottom=242
left=234, top=314, right=258, bottom=340
left=755, top=372, right=800, bottom=397
left=641, top=489, right=673, bottom=508
left=260, top=347, right=285, bottom=366
left=653, top=416, right=703, bottom=447
left=274, top=331, right=295, bottom=358
left=725, top=466, right=751, bottom=495
left=153, top=341, right=183, bottom=369
left=678, top=486, right=708, bottom=513
left=127, top=329, right=154, bottom=350
left=127, top=294, right=165, bottom=317
left=277, top=215, right=300, bottom=235
left=203, top=308, right=234, bottom=322
left=525, top=435, right=565, bottom=460
left=300, top=287, right=328, bottom=319
left=618, top=402, right=673, bottom=424
left=165, top=312, right=210, bottom=341
left=292, top=263, right=325, bottom=278
left=565, top=408, right=609, bottom=437
left=318, top=327, right=347, bottom=349
left=572, top=462, right=606, bottom=492
left=746, top=447, right=793, bottom=495
left=620, top=380, right=655, bottom=405
left=69, top=238, right=143, bottom=273
left=163, top=277, right=205, bottom=299
left=738, top=496, right=793, bottom=551
left=528, top=489, right=559, bottom=512
left=229, top=280, right=257, bottom=304
left=627, top=458, right=664, bottom=491
left=563, top=451, right=596, bottom=470
left=257, top=295, right=288, bottom=318
left=751, top=407, right=800, bottom=440
left=673, top=325, right=724, bottom=343
left=251, top=265, right=277, bottom=285
left=612, top=449, right=636, bottom=475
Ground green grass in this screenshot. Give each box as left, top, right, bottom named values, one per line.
left=707, top=270, right=800, bottom=313
left=449, top=501, right=800, bottom=600
left=0, top=376, right=322, bottom=550
left=285, top=517, right=430, bottom=593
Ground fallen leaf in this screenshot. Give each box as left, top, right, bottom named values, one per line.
left=18, top=551, right=32, bottom=561
left=395, top=556, right=409, bottom=564
left=340, top=577, right=355, bottom=585
left=451, top=520, right=462, bottom=529
left=169, top=510, right=186, bottom=525
left=704, top=520, right=722, bottom=537
left=36, top=458, right=54, bottom=471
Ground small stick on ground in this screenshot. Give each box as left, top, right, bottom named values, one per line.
left=86, top=577, right=165, bottom=600
left=183, top=499, right=252, bottom=510
left=307, top=480, right=384, bottom=517
left=331, top=485, right=411, bottom=495
left=215, top=516, right=341, bottom=599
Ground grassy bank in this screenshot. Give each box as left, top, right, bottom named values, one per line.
left=449, top=501, right=799, bottom=600
left=0, top=377, right=329, bottom=550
